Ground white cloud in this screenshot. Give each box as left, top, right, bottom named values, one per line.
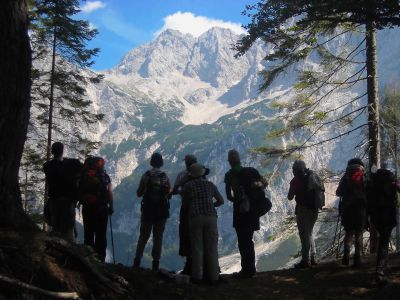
left=81, top=1, right=106, bottom=14
left=154, top=11, right=246, bottom=38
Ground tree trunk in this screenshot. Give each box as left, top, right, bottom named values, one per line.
left=0, top=0, right=34, bottom=228
left=366, top=20, right=380, bottom=254
left=365, top=21, right=381, bottom=170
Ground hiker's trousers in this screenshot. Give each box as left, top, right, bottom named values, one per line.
left=190, top=215, right=219, bottom=281
left=376, top=226, right=394, bottom=275
left=296, top=205, right=318, bottom=261
left=82, top=205, right=108, bottom=262
left=135, top=218, right=166, bottom=261
left=235, top=225, right=256, bottom=275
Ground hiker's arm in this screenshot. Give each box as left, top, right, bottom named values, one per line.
left=108, top=183, right=114, bottom=214
left=136, top=175, right=146, bottom=197
left=336, top=177, right=345, bottom=197
left=214, top=186, right=224, bottom=207
left=287, top=180, right=295, bottom=200
left=225, top=183, right=234, bottom=202
left=171, top=174, right=182, bottom=195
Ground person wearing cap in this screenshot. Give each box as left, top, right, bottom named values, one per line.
left=224, top=149, right=265, bottom=278
left=43, top=142, right=83, bottom=241
left=171, top=154, right=198, bottom=274
left=182, top=163, right=224, bottom=283
left=133, top=152, right=171, bottom=271
left=288, top=160, right=319, bottom=269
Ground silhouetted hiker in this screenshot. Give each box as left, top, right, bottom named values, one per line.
left=225, top=150, right=267, bottom=278
left=368, top=168, right=399, bottom=285
left=133, top=153, right=171, bottom=271
left=336, top=158, right=367, bottom=268
left=182, top=163, right=224, bottom=283
left=171, top=154, right=198, bottom=274
left=43, top=142, right=83, bottom=241
left=78, top=156, right=113, bottom=262
left=288, top=160, right=322, bottom=269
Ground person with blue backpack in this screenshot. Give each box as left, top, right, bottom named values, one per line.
left=133, top=153, right=171, bottom=271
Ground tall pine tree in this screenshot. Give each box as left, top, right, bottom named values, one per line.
left=23, top=0, right=104, bottom=215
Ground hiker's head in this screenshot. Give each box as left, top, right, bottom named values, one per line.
left=51, top=142, right=64, bottom=158
left=150, top=152, right=163, bottom=168
left=188, top=163, right=206, bottom=178
left=228, top=149, right=240, bottom=167
left=184, top=154, right=197, bottom=169
left=347, top=158, right=364, bottom=167
left=292, top=160, right=306, bottom=177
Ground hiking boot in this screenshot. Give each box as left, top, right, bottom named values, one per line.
left=341, top=254, right=350, bottom=266
left=232, top=270, right=255, bottom=279
left=310, top=256, right=318, bottom=266
left=294, top=260, right=310, bottom=269
left=353, top=254, right=362, bottom=268
left=152, top=260, right=159, bottom=271
left=133, top=257, right=140, bottom=268
left=376, top=272, right=388, bottom=286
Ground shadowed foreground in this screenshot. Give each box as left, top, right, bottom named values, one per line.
left=0, top=229, right=399, bottom=299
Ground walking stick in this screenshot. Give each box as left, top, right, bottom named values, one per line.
left=109, top=215, right=116, bottom=264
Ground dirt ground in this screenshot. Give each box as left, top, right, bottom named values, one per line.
left=1, top=229, right=399, bottom=300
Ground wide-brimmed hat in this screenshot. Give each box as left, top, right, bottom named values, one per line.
left=188, top=163, right=205, bottom=178
left=183, top=154, right=197, bottom=164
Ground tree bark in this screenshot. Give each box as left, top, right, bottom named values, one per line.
left=0, top=0, right=34, bottom=228
left=366, top=19, right=381, bottom=254
left=365, top=20, right=381, bottom=170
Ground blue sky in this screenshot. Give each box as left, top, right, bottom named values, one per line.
left=78, top=0, right=255, bottom=70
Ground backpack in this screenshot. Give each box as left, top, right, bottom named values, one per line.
left=142, top=171, right=170, bottom=220
left=306, top=170, right=325, bottom=209
left=341, top=164, right=367, bottom=208
left=78, top=157, right=109, bottom=206
left=239, top=167, right=272, bottom=217
left=373, top=169, right=397, bottom=209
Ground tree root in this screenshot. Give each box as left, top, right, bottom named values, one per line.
left=0, top=274, right=80, bottom=299
left=44, top=237, right=126, bottom=296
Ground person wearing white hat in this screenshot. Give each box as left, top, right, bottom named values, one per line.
left=182, top=163, right=224, bottom=283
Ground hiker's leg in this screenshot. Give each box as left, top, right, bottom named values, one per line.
left=203, top=215, right=219, bottom=281
left=342, top=230, right=353, bottom=265
left=190, top=216, right=204, bottom=281
left=94, top=212, right=108, bottom=262
left=134, top=220, right=152, bottom=262
left=354, top=230, right=364, bottom=266
left=376, top=226, right=393, bottom=277
left=151, top=219, right=167, bottom=262
left=296, top=206, right=310, bottom=262
left=309, top=209, right=318, bottom=264
left=235, top=226, right=256, bottom=275
left=82, top=205, right=95, bottom=247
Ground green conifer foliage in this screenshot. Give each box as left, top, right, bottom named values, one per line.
left=22, top=0, right=104, bottom=214
left=236, top=0, right=400, bottom=170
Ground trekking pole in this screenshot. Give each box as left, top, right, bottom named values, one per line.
left=109, top=215, right=116, bottom=264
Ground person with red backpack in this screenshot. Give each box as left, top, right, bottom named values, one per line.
left=78, top=156, right=113, bottom=262
left=368, top=167, right=399, bottom=285
left=336, top=158, right=367, bottom=268
left=133, top=153, right=171, bottom=271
